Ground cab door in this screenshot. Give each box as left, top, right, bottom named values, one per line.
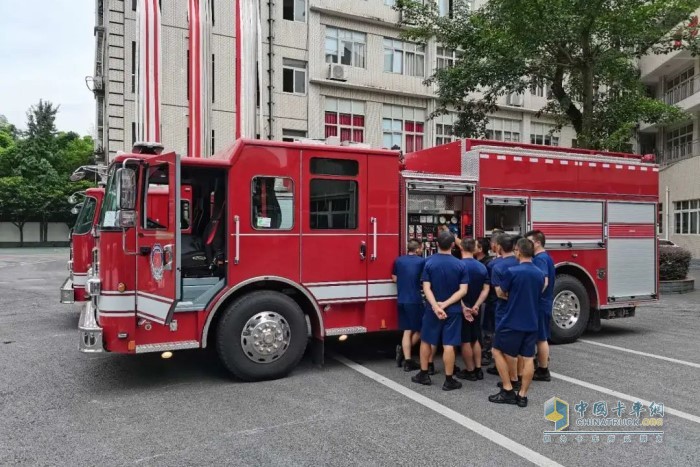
left=300, top=152, right=368, bottom=330
left=135, top=152, right=181, bottom=325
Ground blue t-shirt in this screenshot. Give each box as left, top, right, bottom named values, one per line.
left=498, top=262, right=545, bottom=332
left=392, top=254, right=425, bottom=304
left=420, top=253, right=470, bottom=314
left=533, top=251, right=556, bottom=304
left=491, top=255, right=519, bottom=320
left=461, top=258, right=490, bottom=308
left=485, top=256, right=501, bottom=306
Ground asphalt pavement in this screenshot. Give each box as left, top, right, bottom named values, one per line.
left=1, top=249, right=699, bottom=466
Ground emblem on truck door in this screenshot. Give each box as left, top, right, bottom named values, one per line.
left=150, top=244, right=164, bottom=281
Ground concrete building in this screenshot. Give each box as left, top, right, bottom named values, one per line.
left=91, top=0, right=575, bottom=162
left=639, top=8, right=700, bottom=257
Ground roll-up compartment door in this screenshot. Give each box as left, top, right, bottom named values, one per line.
left=531, top=199, right=604, bottom=248
left=607, top=202, right=657, bottom=301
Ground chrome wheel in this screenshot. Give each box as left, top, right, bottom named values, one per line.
left=240, top=311, right=291, bottom=363
left=553, top=290, right=581, bottom=330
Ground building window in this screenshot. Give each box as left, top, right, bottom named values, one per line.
left=310, top=179, right=358, bottom=230
left=664, top=123, right=694, bottom=163
left=324, top=98, right=365, bottom=143
left=211, top=130, right=215, bottom=153
left=658, top=202, right=663, bottom=235
left=438, top=0, right=454, bottom=17
left=252, top=177, right=295, bottom=230
left=282, top=129, right=307, bottom=142
left=384, top=0, right=396, bottom=6
left=530, top=122, right=559, bottom=146
left=531, top=83, right=550, bottom=98
left=383, top=39, right=425, bottom=77
left=210, top=0, right=215, bottom=26
left=486, top=118, right=521, bottom=142
left=435, top=113, right=458, bottom=146
left=665, top=67, right=695, bottom=105
left=283, top=0, right=305, bottom=22
left=436, top=46, right=461, bottom=70
left=131, top=122, right=136, bottom=145
left=282, top=59, right=307, bottom=95
left=131, top=41, right=137, bottom=93
left=674, top=200, right=700, bottom=234
left=132, top=0, right=137, bottom=11
left=325, top=27, right=366, bottom=68
left=382, top=105, right=425, bottom=152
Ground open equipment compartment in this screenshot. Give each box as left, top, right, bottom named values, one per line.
left=404, top=178, right=475, bottom=257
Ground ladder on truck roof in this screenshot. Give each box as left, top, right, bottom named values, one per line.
left=467, top=144, right=656, bottom=167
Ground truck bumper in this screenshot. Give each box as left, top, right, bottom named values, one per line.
left=79, top=302, right=104, bottom=353
left=60, top=277, right=74, bottom=304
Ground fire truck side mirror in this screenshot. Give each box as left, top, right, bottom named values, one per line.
left=117, top=210, right=136, bottom=228
left=116, top=168, right=137, bottom=211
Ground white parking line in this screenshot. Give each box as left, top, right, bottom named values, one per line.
left=334, top=355, right=563, bottom=467
left=551, top=372, right=700, bottom=425
left=579, top=339, right=700, bottom=369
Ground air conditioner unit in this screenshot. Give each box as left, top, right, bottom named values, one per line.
left=93, top=76, right=104, bottom=91
left=506, top=92, right=524, bottom=107
left=328, top=63, right=348, bottom=81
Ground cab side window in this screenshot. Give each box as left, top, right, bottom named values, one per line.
left=309, top=157, right=358, bottom=230
left=251, top=176, right=294, bottom=230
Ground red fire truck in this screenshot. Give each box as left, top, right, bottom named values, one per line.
left=78, top=139, right=658, bottom=381
left=62, top=185, right=195, bottom=304
left=61, top=187, right=105, bottom=303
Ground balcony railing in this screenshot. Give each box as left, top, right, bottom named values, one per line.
left=664, top=75, right=699, bottom=105
left=655, top=139, right=700, bottom=166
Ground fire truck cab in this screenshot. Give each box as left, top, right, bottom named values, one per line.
left=61, top=187, right=104, bottom=304
left=79, top=138, right=658, bottom=381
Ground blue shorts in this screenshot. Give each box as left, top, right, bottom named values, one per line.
left=421, top=309, right=462, bottom=347
left=398, top=302, right=423, bottom=332
left=494, top=329, right=537, bottom=358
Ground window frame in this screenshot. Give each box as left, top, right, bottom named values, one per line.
left=673, top=199, right=700, bottom=235
left=383, top=38, right=425, bottom=77
left=382, top=105, right=425, bottom=151
left=325, top=27, right=367, bottom=69
left=251, top=176, right=295, bottom=231
left=436, top=46, right=461, bottom=70
left=324, top=98, right=365, bottom=143
left=530, top=122, right=559, bottom=146
left=309, top=177, right=359, bottom=231
left=664, top=123, right=694, bottom=162
left=282, top=0, right=306, bottom=22
left=486, top=117, right=522, bottom=143
left=282, top=58, right=307, bottom=95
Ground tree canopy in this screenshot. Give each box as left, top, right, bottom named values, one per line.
left=0, top=101, right=96, bottom=243
left=396, top=0, right=700, bottom=150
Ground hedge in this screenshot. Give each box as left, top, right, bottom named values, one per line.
left=659, top=246, right=692, bottom=281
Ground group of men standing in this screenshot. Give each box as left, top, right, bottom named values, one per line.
left=392, top=228, right=555, bottom=408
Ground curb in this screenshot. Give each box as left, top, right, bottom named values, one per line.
left=660, top=278, right=695, bottom=294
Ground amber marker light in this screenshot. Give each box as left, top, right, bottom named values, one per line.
left=161, top=351, right=173, bottom=359
left=117, top=282, right=126, bottom=293
left=338, top=335, right=348, bottom=342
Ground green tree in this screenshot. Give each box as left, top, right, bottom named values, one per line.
left=0, top=177, right=46, bottom=246
left=396, top=0, right=700, bottom=150
left=54, top=132, right=95, bottom=176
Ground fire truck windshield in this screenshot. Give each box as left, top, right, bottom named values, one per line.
left=73, top=197, right=97, bottom=235
left=99, top=167, right=120, bottom=229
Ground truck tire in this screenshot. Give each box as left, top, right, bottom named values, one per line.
left=215, top=291, right=308, bottom=381
left=550, top=274, right=590, bottom=344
